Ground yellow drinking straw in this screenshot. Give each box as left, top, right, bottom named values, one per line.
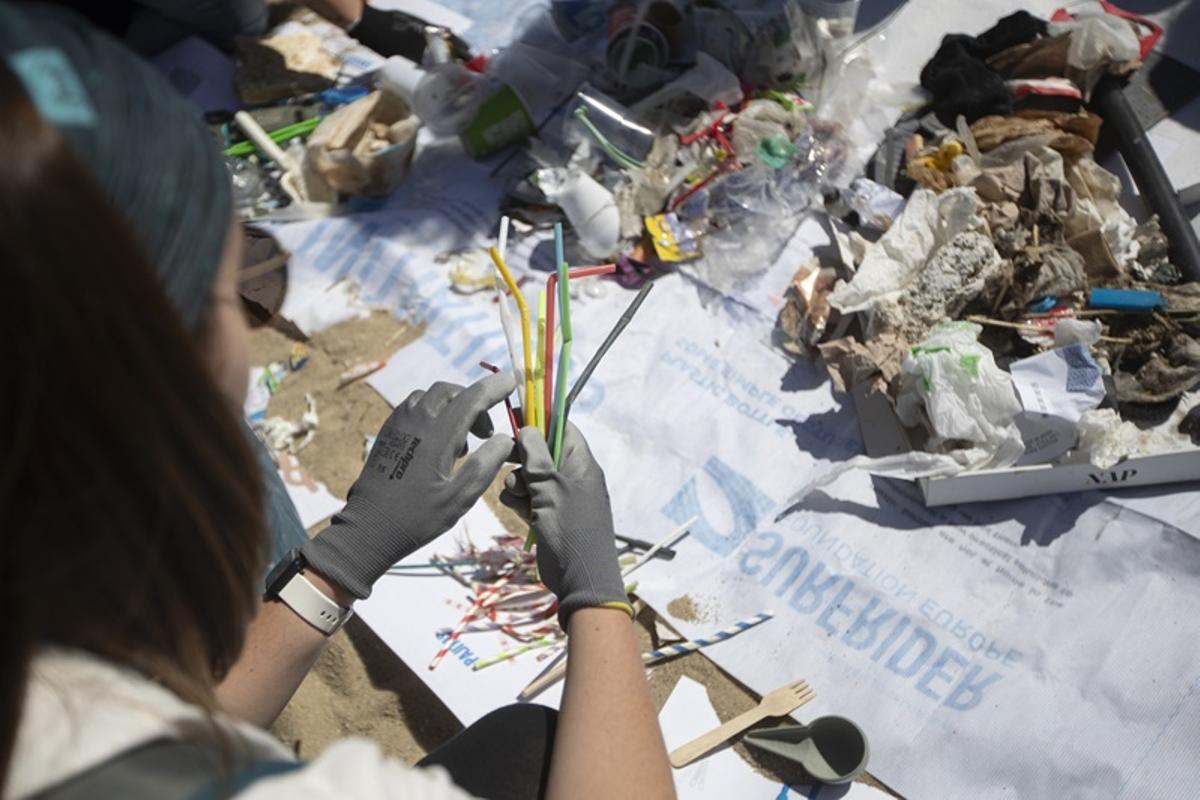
left=488, top=246, right=535, bottom=428
left=534, top=290, right=547, bottom=435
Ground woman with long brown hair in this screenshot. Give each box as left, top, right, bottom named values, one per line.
left=0, top=4, right=674, bottom=799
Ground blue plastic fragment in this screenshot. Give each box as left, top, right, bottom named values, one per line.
left=320, top=85, right=369, bottom=109
left=1088, top=288, right=1166, bottom=311
left=1028, top=296, right=1057, bottom=313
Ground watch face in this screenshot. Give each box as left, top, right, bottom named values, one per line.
left=264, top=548, right=304, bottom=597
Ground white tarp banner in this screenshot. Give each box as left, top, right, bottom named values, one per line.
left=637, top=489, right=1200, bottom=800
left=258, top=1, right=1200, bottom=789
left=277, top=201, right=1200, bottom=797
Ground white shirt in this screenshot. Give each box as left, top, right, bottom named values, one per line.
left=6, top=649, right=475, bottom=800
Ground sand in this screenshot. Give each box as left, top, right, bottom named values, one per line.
left=251, top=313, right=900, bottom=795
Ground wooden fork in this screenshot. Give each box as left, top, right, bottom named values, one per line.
left=669, top=680, right=815, bottom=768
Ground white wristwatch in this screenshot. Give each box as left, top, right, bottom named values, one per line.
left=264, top=549, right=354, bottom=635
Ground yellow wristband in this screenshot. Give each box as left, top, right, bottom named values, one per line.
left=598, top=600, right=636, bottom=619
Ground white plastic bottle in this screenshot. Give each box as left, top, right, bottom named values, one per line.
left=377, top=56, right=486, bottom=137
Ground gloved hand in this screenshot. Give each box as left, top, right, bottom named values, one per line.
left=303, top=373, right=515, bottom=599
left=349, top=4, right=471, bottom=63
left=500, top=424, right=632, bottom=627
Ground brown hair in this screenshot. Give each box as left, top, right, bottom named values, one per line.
left=0, top=62, right=267, bottom=786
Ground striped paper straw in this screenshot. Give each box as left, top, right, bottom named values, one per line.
left=473, top=635, right=563, bottom=671
left=642, top=611, right=775, bottom=665
left=517, top=611, right=774, bottom=701
left=429, top=575, right=513, bottom=670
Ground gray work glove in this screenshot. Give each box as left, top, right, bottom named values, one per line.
left=303, top=373, right=515, bottom=599
left=500, top=424, right=632, bottom=627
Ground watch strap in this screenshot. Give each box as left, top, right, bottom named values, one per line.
left=277, top=572, right=354, bottom=635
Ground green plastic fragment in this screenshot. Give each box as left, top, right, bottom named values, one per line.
left=959, top=353, right=981, bottom=378
left=757, top=134, right=796, bottom=168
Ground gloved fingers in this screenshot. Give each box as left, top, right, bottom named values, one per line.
left=456, top=407, right=497, bottom=457
left=437, top=372, right=517, bottom=446
left=558, top=422, right=601, bottom=478
left=515, top=425, right=556, bottom=479
left=503, top=469, right=529, bottom=497
left=415, top=381, right=473, bottom=467
left=498, top=487, right=532, bottom=523
left=419, top=381, right=465, bottom=417
left=469, top=408, right=495, bottom=440
left=458, top=411, right=495, bottom=458
left=401, top=389, right=425, bottom=411
left=450, top=433, right=514, bottom=505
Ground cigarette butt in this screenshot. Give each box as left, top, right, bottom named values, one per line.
left=338, top=360, right=387, bottom=389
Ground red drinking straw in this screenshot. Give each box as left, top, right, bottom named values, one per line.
left=479, top=361, right=521, bottom=437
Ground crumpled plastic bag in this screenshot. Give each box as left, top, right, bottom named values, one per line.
left=786, top=322, right=1025, bottom=507
left=1066, top=407, right=1195, bottom=469
left=828, top=187, right=983, bottom=314
left=895, top=322, right=1025, bottom=469
left=1054, top=318, right=1102, bottom=347
left=1047, top=13, right=1141, bottom=97
left=1065, top=157, right=1140, bottom=269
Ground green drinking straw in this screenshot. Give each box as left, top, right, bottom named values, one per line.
left=524, top=224, right=570, bottom=551
left=472, top=635, right=562, bottom=671
left=224, top=116, right=321, bottom=157
left=550, top=223, right=572, bottom=466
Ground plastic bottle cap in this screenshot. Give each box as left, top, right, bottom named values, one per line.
left=377, top=56, right=425, bottom=104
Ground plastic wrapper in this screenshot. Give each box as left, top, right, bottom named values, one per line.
left=735, top=0, right=823, bottom=87
left=895, top=322, right=1025, bottom=469
left=1046, top=12, right=1141, bottom=98
left=828, top=187, right=983, bottom=315
left=628, top=51, right=744, bottom=121
left=840, top=176, right=904, bottom=230
left=810, top=21, right=920, bottom=188
left=680, top=119, right=848, bottom=293
left=227, top=155, right=288, bottom=218
left=787, top=322, right=1027, bottom=506
left=777, top=261, right=840, bottom=355
left=1067, top=407, right=1194, bottom=469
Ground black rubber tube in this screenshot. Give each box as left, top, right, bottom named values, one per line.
left=1092, top=77, right=1200, bottom=282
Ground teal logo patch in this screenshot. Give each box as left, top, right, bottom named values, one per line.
left=8, top=47, right=95, bottom=127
